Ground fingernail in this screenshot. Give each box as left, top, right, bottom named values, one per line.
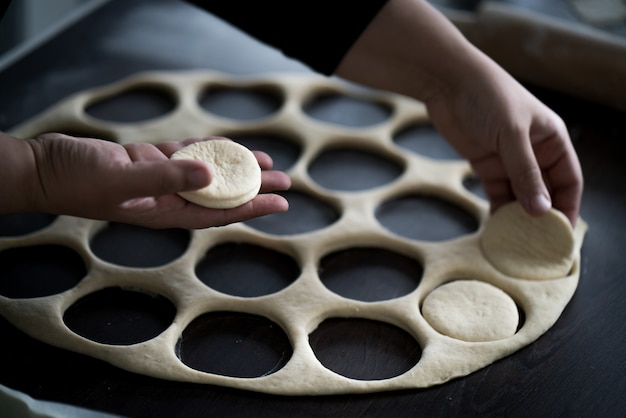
left=530, top=194, right=551, bottom=213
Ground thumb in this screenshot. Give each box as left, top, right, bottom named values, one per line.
left=500, top=132, right=551, bottom=216
left=116, top=159, right=212, bottom=200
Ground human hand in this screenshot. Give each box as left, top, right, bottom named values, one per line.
left=425, top=67, right=583, bottom=225
left=335, top=0, right=582, bottom=225
left=17, top=134, right=291, bottom=229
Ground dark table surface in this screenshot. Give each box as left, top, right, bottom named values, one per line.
left=1, top=1, right=625, bottom=417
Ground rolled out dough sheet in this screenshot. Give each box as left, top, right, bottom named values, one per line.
left=2, top=71, right=587, bottom=395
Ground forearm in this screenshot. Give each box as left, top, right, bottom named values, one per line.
left=0, top=132, right=39, bottom=214
left=336, top=0, right=497, bottom=103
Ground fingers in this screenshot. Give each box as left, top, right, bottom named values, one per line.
left=535, top=135, right=583, bottom=225
left=131, top=193, right=290, bottom=229
left=498, top=126, right=552, bottom=217
left=473, top=125, right=582, bottom=225
left=261, top=170, right=292, bottom=192
left=471, top=155, right=514, bottom=214
left=114, top=159, right=212, bottom=202
left=182, top=193, right=290, bottom=229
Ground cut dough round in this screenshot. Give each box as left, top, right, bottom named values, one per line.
left=480, top=202, right=575, bottom=281
left=171, top=140, right=261, bottom=209
left=421, top=280, right=519, bottom=342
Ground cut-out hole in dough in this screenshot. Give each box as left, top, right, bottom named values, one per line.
left=199, top=86, right=282, bottom=120
left=63, top=287, right=176, bottom=345
left=319, top=247, right=422, bottom=302
left=230, top=133, right=301, bottom=172
left=480, top=201, right=575, bottom=280
left=309, top=318, right=422, bottom=380
left=376, top=195, right=478, bottom=241
left=0, top=213, right=56, bottom=237
left=178, top=311, right=292, bottom=378
left=394, top=124, right=461, bottom=160
left=90, top=223, right=190, bottom=268
left=463, top=175, right=487, bottom=200
left=0, top=245, right=86, bottom=299
left=421, top=280, right=520, bottom=342
left=244, top=190, right=340, bottom=235
left=195, top=243, right=300, bottom=297
left=304, top=93, right=391, bottom=127
left=309, top=147, right=403, bottom=191
left=86, top=87, right=176, bottom=123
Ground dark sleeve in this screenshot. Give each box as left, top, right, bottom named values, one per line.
left=0, top=1, right=11, bottom=22
left=185, top=0, right=388, bottom=75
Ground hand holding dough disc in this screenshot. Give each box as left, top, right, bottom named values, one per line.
left=171, top=140, right=262, bottom=209
left=480, top=202, right=575, bottom=280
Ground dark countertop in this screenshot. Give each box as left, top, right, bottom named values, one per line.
left=1, top=1, right=625, bottom=417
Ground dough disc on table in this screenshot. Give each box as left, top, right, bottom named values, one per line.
left=171, top=140, right=261, bottom=209
left=422, top=280, right=519, bottom=342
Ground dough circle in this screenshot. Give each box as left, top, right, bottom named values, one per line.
left=171, top=140, right=261, bottom=209
left=480, top=202, right=575, bottom=280
left=421, top=280, right=519, bottom=342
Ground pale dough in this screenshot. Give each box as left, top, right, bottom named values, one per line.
left=2, top=71, right=587, bottom=395
left=421, top=280, right=519, bottom=342
left=480, top=202, right=575, bottom=280
left=170, top=140, right=261, bottom=209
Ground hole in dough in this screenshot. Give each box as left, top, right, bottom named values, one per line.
left=0, top=245, right=86, bottom=299
left=244, top=190, right=340, bottom=235
left=90, top=223, right=190, bottom=268
left=86, top=86, right=176, bottom=123
left=376, top=194, right=478, bottom=241
left=303, top=93, right=391, bottom=127
left=199, top=85, right=282, bottom=121
left=195, top=243, right=300, bottom=297
left=309, top=317, right=422, bottom=380
left=229, top=132, right=302, bottom=172
left=463, top=174, right=487, bottom=200
left=309, top=147, right=403, bottom=191
left=319, top=247, right=422, bottom=302
left=480, top=202, right=575, bottom=280
left=421, top=280, right=520, bottom=342
left=63, top=287, right=176, bottom=345
left=178, top=311, right=292, bottom=378
left=394, top=123, right=462, bottom=160
left=0, top=213, right=57, bottom=237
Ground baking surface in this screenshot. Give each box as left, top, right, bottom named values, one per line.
left=0, top=0, right=625, bottom=416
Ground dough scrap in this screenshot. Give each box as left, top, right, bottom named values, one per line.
left=422, top=280, right=519, bottom=342
left=480, top=202, right=575, bottom=280
left=171, top=140, right=261, bottom=209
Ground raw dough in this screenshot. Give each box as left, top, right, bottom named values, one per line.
left=421, top=280, right=519, bottom=342
left=170, top=140, right=261, bottom=209
left=2, top=71, right=587, bottom=395
left=480, top=202, right=575, bottom=280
